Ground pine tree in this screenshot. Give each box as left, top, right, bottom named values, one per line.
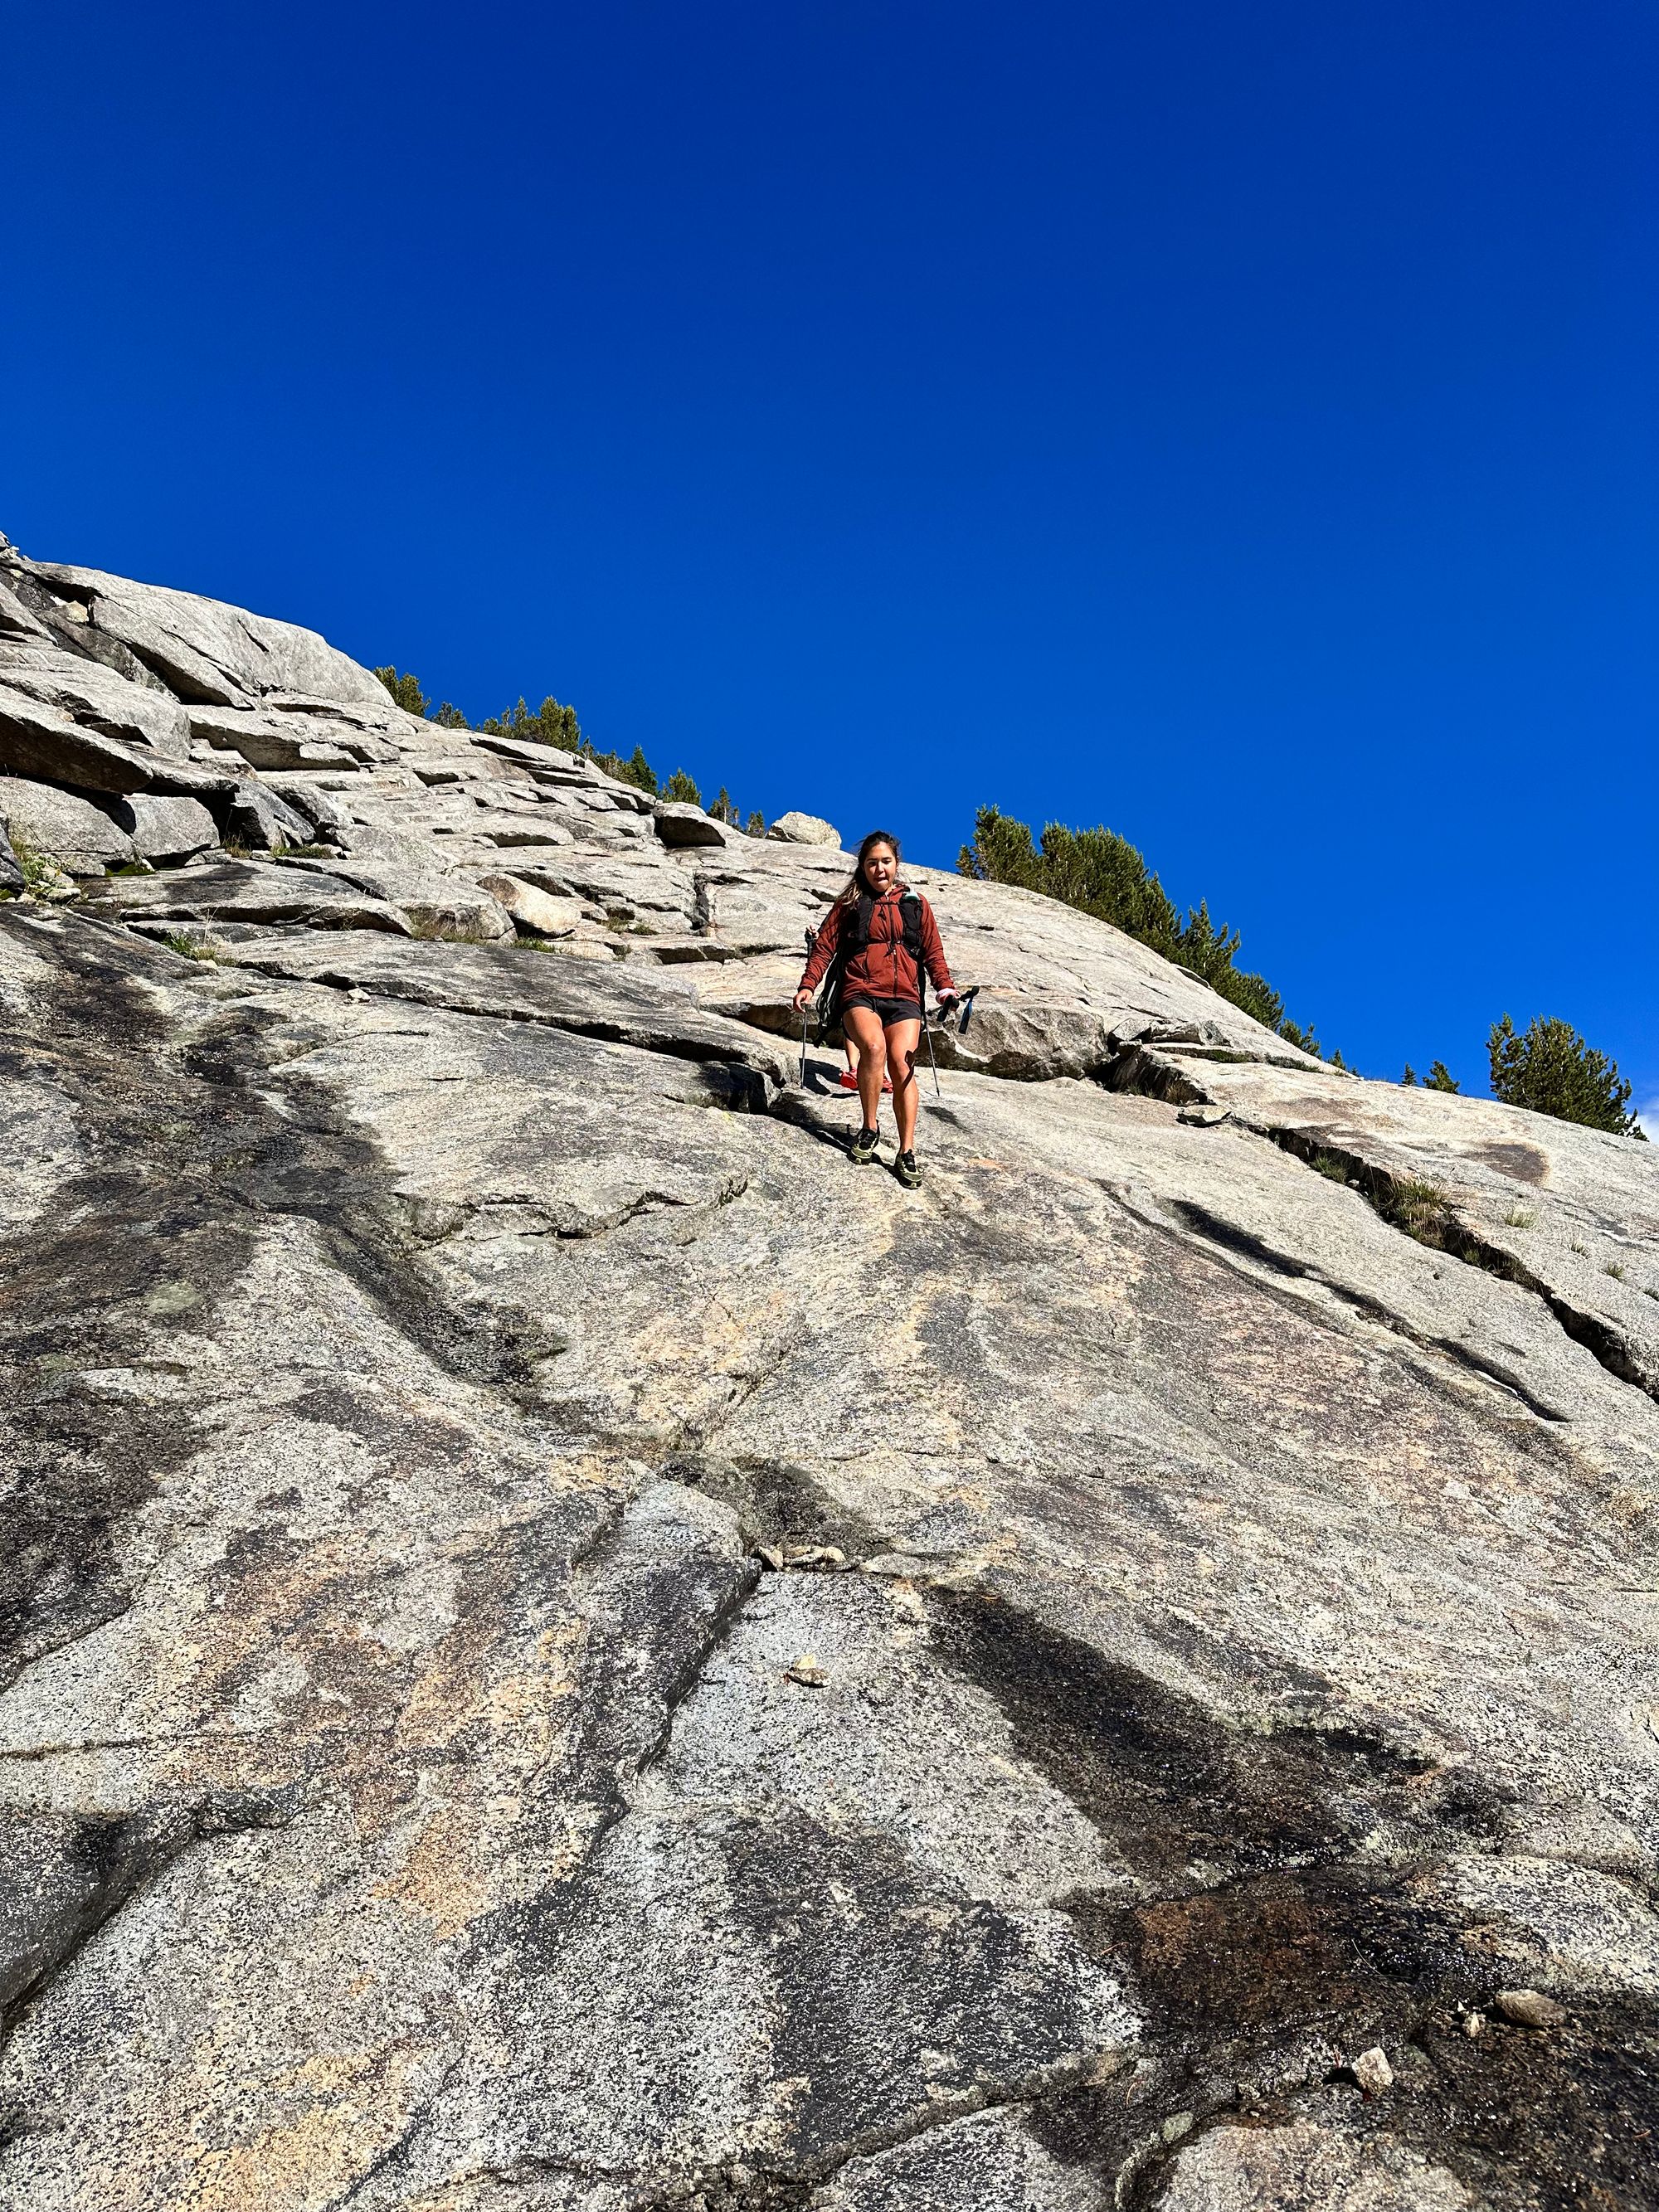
left=1488, top=1015, right=1640, bottom=1135
left=664, top=769, right=702, bottom=805
left=1425, top=1061, right=1460, bottom=1093
left=374, top=668, right=429, bottom=716
left=960, top=805, right=1313, bottom=1052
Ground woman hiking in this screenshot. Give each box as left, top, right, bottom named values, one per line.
left=793, top=830, right=958, bottom=1188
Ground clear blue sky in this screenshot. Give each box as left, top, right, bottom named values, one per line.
left=5, top=2, right=1654, bottom=1106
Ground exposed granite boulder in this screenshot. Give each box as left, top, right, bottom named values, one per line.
left=15, top=556, right=390, bottom=707
left=768, top=808, right=843, bottom=847
left=0, top=576, right=50, bottom=641
left=221, top=777, right=314, bottom=853
left=0, top=642, right=193, bottom=756
left=81, top=858, right=415, bottom=934
left=0, top=686, right=160, bottom=794
left=474, top=870, right=585, bottom=938
left=653, top=798, right=727, bottom=847
left=258, top=773, right=353, bottom=844
left=109, top=793, right=219, bottom=864
left=0, top=779, right=133, bottom=874
left=186, top=704, right=367, bottom=771
left=304, top=823, right=514, bottom=941
left=3, top=538, right=1658, bottom=2212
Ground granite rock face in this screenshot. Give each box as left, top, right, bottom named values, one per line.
left=2, top=535, right=1659, bottom=2212
left=0, top=779, right=133, bottom=875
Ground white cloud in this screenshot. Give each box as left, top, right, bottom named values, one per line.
left=1636, top=1096, right=1659, bottom=1138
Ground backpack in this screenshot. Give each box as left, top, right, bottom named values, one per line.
left=817, top=891, right=927, bottom=1028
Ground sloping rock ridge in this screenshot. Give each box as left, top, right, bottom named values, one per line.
left=2, top=531, right=1658, bottom=2212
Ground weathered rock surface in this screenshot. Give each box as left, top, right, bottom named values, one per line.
left=109, top=792, right=219, bottom=863
left=0, top=641, right=193, bottom=756
left=10, top=551, right=388, bottom=708
left=653, top=798, right=727, bottom=847
left=0, top=779, right=133, bottom=874
left=2, top=536, right=1659, bottom=2212
left=769, top=808, right=842, bottom=846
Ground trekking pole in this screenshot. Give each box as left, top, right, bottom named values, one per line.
left=921, top=992, right=942, bottom=1100
left=956, top=984, right=981, bottom=1038
left=797, top=926, right=817, bottom=1089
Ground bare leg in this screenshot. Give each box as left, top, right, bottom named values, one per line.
left=844, top=1006, right=888, bottom=1128
left=884, top=1018, right=922, bottom=1151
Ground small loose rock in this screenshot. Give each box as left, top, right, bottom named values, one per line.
left=1495, top=1988, right=1569, bottom=2029
left=786, top=1654, right=829, bottom=1688
left=1350, top=2046, right=1394, bottom=2094
left=1463, top=2010, right=1486, bottom=2039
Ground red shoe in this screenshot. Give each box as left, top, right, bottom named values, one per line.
left=839, top=1071, right=894, bottom=1094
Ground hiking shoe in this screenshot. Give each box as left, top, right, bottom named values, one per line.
left=849, top=1125, right=881, bottom=1165
left=839, top=1070, right=894, bottom=1094
left=893, top=1150, right=922, bottom=1189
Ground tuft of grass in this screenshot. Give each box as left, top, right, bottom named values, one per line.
left=12, top=834, right=61, bottom=895
left=1605, top=1262, right=1627, bottom=1281
left=161, top=931, right=218, bottom=963
left=109, top=858, right=156, bottom=878
left=1570, top=1240, right=1589, bottom=1257
left=1503, top=1206, right=1536, bottom=1229
left=1379, top=1175, right=1452, bottom=1247
left=1310, top=1151, right=1350, bottom=1182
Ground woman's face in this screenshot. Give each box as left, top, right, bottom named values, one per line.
left=862, top=842, right=898, bottom=893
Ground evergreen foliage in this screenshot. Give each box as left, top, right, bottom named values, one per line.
left=1403, top=1060, right=1460, bottom=1091
left=374, top=668, right=429, bottom=716
left=479, top=695, right=582, bottom=750
left=1487, top=1014, right=1641, bottom=1136
left=367, top=668, right=766, bottom=829
left=959, top=805, right=1323, bottom=1053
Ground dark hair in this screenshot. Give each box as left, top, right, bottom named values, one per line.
left=835, top=829, right=901, bottom=907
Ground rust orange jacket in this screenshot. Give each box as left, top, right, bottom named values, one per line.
left=798, top=885, right=956, bottom=1005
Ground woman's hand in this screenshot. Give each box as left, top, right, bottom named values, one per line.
left=792, top=987, right=812, bottom=1012
left=936, top=988, right=959, bottom=1012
